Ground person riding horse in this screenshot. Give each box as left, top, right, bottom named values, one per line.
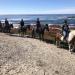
left=19, top=19, right=27, bottom=36
left=36, top=18, right=41, bottom=33
left=20, top=19, right=24, bottom=30
left=32, top=18, right=49, bottom=40
left=62, top=19, right=70, bottom=41
left=4, top=18, right=10, bottom=33
left=0, top=21, right=2, bottom=32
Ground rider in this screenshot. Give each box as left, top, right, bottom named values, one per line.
left=5, top=18, right=9, bottom=26
left=36, top=18, right=41, bottom=32
left=20, top=19, right=24, bottom=27
left=20, top=19, right=24, bottom=30
left=5, top=18, right=9, bottom=32
left=0, top=21, right=2, bottom=32
left=62, top=19, right=70, bottom=41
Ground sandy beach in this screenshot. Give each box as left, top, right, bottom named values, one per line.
left=0, top=33, right=75, bottom=75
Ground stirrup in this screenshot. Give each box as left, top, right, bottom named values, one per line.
left=63, top=39, right=67, bottom=42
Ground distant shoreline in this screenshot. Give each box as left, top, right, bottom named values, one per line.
left=0, top=14, right=75, bottom=15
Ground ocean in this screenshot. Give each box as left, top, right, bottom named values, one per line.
left=0, top=14, right=75, bottom=25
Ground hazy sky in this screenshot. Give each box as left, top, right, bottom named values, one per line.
left=0, top=0, right=75, bottom=14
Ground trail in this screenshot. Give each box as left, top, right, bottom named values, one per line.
left=0, top=33, right=75, bottom=75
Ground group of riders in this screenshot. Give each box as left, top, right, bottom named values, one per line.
left=20, top=18, right=70, bottom=41
left=20, top=18, right=42, bottom=32
left=0, top=18, right=70, bottom=41
left=0, top=18, right=13, bottom=33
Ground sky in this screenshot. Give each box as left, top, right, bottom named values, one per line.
left=0, top=0, right=75, bottom=14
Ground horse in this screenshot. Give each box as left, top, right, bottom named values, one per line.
left=9, top=24, right=13, bottom=33
left=18, top=25, right=31, bottom=37
left=68, top=30, right=75, bottom=52
left=2, top=23, right=13, bottom=33
left=56, top=30, right=75, bottom=52
left=18, top=25, right=27, bottom=37
left=0, top=22, right=3, bottom=32
left=55, top=32, right=63, bottom=47
left=32, top=24, right=49, bottom=40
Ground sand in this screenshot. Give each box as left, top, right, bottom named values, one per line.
left=0, top=33, right=75, bottom=75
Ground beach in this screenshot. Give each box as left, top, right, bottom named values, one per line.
left=0, top=33, right=75, bottom=75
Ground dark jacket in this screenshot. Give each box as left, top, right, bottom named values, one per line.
left=36, top=20, right=41, bottom=28
left=0, top=21, right=2, bottom=28
left=5, top=20, right=9, bottom=26
left=62, top=24, right=70, bottom=33
left=20, top=20, right=24, bottom=27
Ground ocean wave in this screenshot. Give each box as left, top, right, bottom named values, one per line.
left=0, top=14, right=75, bottom=24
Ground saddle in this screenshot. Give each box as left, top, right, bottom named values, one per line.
left=61, top=36, right=68, bottom=42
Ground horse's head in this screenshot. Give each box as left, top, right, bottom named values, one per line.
left=10, top=24, right=13, bottom=28
left=44, top=24, right=49, bottom=31
left=27, top=25, right=31, bottom=30
left=56, top=32, right=63, bottom=41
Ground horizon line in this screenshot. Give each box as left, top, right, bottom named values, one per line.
left=0, top=13, right=75, bottom=15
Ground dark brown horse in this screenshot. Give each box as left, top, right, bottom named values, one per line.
left=1, top=23, right=13, bottom=33
left=18, top=25, right=31, bottom=37
left=32, top=24, right=49, bottom=40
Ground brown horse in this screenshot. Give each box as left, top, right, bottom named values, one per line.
left=55, top=32, right=62, bottom=47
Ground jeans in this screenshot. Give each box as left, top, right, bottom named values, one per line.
left=63, top=31, right=68, bottom=40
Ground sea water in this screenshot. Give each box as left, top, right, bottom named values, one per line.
left=0, top=14, right=75, bottom=25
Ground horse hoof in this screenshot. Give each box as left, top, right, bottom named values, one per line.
left=57, top=46, right=59, bottom=48
left=70, top=51, right=73, bottom=54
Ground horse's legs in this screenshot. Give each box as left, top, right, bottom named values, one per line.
left=42, top=33, right=44, bottom=40
left=22, top=31, right=24, bottom=37
left=41, top=31, right=44, bottom=40
left=74, top=42, right=75, bottom=51
left=72, top=42, right=75, bottom=52
left=39, top=33, right=41, bottom=40
left=8, top=28, right=10, bottom=33
left=56, top=41, right=58, bottom=47
left=56, top=40, right=60, bottom=48
left=21, top=31, right=24, bottom=37
left=69, top=43, right=73, bottom=52
left=19, top=29, right=21, bottom=36
left=32, top=29, right=36, bottom=38
left=69, top=43, right=71, bottom=52
left=24, top=29, right=26, bottom=35
left=32, top=30, right=34, bottom=38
